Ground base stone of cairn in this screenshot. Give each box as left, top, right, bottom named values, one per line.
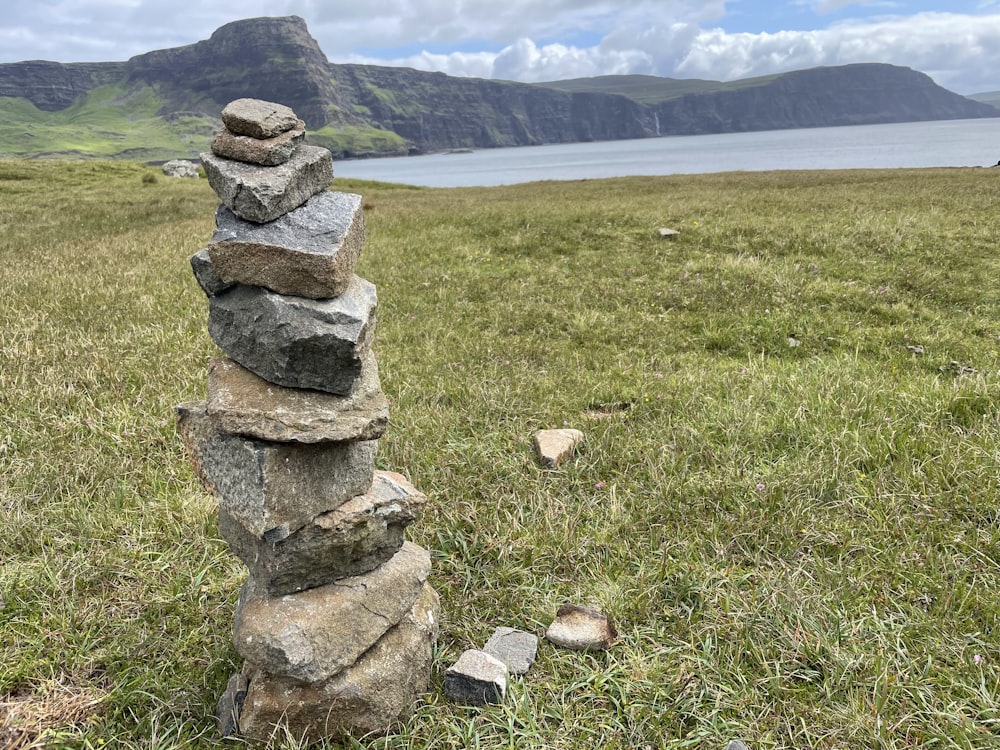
left=176, top=97, right=438, bottom=742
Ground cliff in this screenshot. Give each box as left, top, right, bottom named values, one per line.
left=0, top=16, right=994, bottom=161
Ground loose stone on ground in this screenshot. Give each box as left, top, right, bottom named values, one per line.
left=444, top=650, right=508, bottom=706
left=162, top=159, right=199, bottom=178
left=545, top=603, right=618, bottom=651
left=483, top=627, right=538, bottom=675
left=534, top=428, right=585, bottom=468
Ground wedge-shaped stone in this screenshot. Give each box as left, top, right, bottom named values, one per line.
left=219, top=471, right=426, bottom=596
left=201, top=144, right=332, bottom=223
left=236, top=582, right=439, bottom=742
left=444, top=650, right=507, bottom=706
left=208, top=276, right=376, bottom=395
left=221, top=98, right=303, bottom=139
left=190, top=248, right=233, bottom=297
left=211, top=127, right=305, bottom=167
left=206, top=355, right=387, bottom=444
left=207, top=191, right=365, bottom=299
left=233, top=542, right=431, bottom=683
left=174, top=401, right=376, bottom=539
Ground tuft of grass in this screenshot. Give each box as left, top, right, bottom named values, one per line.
left=2, top=163, right=1000, bottom=747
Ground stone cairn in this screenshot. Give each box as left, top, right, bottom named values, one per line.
left=174, top=99, right=439, bottom=743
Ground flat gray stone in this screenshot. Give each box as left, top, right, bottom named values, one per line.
left=444, top=650, right=507, bottom=706
left=545, top=603, right=618, bottom=652
left=233, top=541, right=431, bottom=683
left=190, top=248, right=233, bottom=296
left=725, top=742, right=749, bottom=750
left=219, top=470, right=426, bottom=596
left=206, top=355, right=387, bottom=443
left=207, top=275, right=376, bottom=395
left=211, top=126, right=305, bottom=167
left=483, top=627, right=538, bottom=675
left=174, top=401, right=376, bottom=539
left=221, top=98, right=303, bottom=139
left=236, top=582, right=439, bottom=743
left=207, top=191, right=365, bottom=299
left=201, top=144, right=332, bottom=223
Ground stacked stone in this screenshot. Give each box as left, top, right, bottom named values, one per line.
left=175, top=99, right=438, bottom=743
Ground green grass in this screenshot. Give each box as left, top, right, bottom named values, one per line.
left=2, top=162, right=1000, bottom=748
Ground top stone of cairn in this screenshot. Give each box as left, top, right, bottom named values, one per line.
left=222, top=98, right=304, bottom=140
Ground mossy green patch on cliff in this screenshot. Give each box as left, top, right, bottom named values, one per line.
left=308, top=123, right=411, bottom=158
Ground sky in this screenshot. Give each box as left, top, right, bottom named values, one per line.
left=3, top=1, right=1000, bottom=94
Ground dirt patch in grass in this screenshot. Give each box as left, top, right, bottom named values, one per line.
left=0, top=681, right=105, bottom=749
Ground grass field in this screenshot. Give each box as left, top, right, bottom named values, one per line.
left=2, top=160, right=1000, bottom=748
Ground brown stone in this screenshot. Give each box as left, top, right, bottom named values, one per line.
left=534, top=428, right=585, bottom=468
left=211, top=126, right=305, bottom=166
left=206, top=355, right=388, bottom=444
left=233, top=541, right=431, bottom=683
left=545, top=603, right=617, bottom=651
left=219, top=470, right=426, bottom=596
left=236, top=582, right=439, bottom=742
left=221, top=98, right=303, bottom=139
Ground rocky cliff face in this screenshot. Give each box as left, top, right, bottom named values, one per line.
left=329, top=64, right=650, bottom=151
left=0, top=16, right=995, bottom=159
left=124, top=16, right=346, bottom=128
left=654, top=64, right=997, bottom=135
left=0, top=60, right=124, bottom=111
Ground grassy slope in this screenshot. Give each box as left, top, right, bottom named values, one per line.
left=2, top=162, right=1000, bottom=748
left=0, top=83, right=219, bottom=161
left=537, top=73, right=783, bottom=104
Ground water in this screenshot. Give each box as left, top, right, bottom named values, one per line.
left=333, top=118, right=1000, bottom=187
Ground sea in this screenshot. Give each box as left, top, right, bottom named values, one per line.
left=332, top=117, right=1000, bottom=188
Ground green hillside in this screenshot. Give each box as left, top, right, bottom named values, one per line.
left=0, top=82, right=216, bottom=161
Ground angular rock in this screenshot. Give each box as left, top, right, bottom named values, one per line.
left=236, top=582, right=439, bottom=743
left=162, top=159, right=199, bottom=178
left=444, top=650, right=507, bottom=706
left=221, top=98, right=303, bottom=139
left=208, top=276, right=376, bottom=395
left=201, top=144, right=333, bottom=223
left=534, top=428, right=585, bottom=468
left=190, top=248, right=233, bottom=297
left=211, top=126, right=305, bottom=167
left=483, top=627, right=538, bottom=676
left=219, top=470, right=426, bottom=596
left=207, top=190, right=365, bottom=299
left=233, top=541, right=431, bottom=683
left=215, top=671, right=248, bottom=738
left=545, top=603, right=617, bottom=652
left=173, top=401, right=376, bottom=538
left=206, top=355, right=387, bottom=443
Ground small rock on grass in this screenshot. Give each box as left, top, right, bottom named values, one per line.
left=483, top=627, right=538, bottom=675
left=534, top=428, right=584, bottom=468
left=725, top=742, right=749, bottom=750
left=444, top=649, right=507, bottom=706
left=545, top=603, right=617, bottom=651
left=658, top=227, right=680, bottom=239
